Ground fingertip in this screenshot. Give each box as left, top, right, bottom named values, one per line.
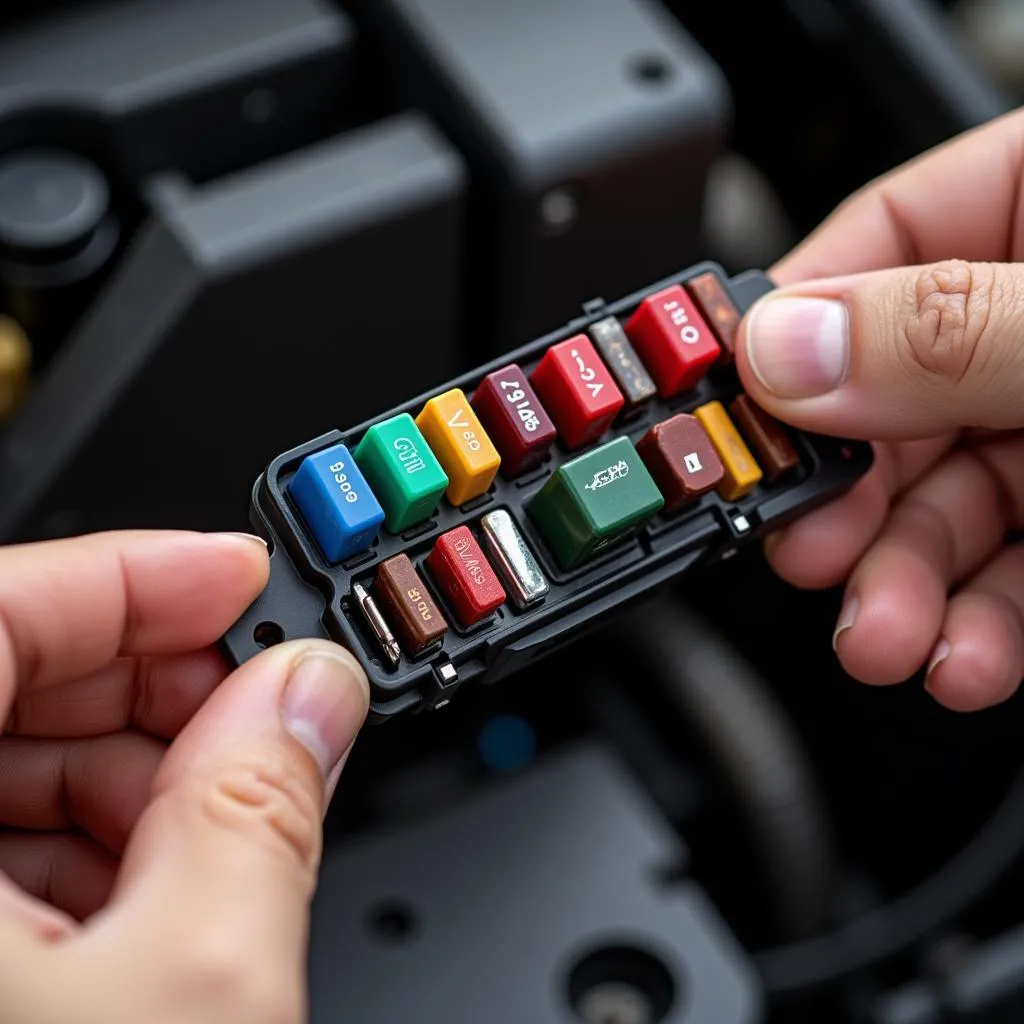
left=925, top=597, right=1024, bottom=711
left=207, top=531, right=271, bottom=590
left=265, top=638, right=370, bottom=713
left=834, top=567, right=944, bottom=685
left=279, top=640, right=371, bottom=774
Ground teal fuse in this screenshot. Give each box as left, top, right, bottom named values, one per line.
left=353, top=413, right=449, bottom=532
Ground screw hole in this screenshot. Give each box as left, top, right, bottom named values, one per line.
left=629, top=54, right=674, bottom=87
left=366, top=901, right=418, bottom=944
left=253, top=621, right=284, bottom=649
left=568, top=945, right=677, bottom=1024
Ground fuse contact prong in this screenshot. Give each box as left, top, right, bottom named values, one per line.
left=352, top=582, right=401, bottom=667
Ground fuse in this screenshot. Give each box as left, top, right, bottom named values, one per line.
left=625, top=285, right=720, bottom=397
left=527, top=436, right=664, bottom=570
left=729, top=394, right=799, bottom=482
left=587, top=315, right=657, bottom=412
left=530, top=335, right=624, bottom=450
left=426, top=525, right=506, bottom=628
left=480, top=509, right=548, bottom=609
left=353, top=414, right=449, bottom=532
left=472, top=364, right=557, bottom=477
left=687, top=272, right=741, bottom=364
left=289, top=443, right=385, bottom=563
left=372, top=554, right=448, bottom=655
left=415, top=388, right=501, bottom=506
left=694, top=400, right=763, bottom=501
left=635, top=414, right=724, bottom=514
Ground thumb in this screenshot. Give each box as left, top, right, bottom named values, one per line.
left=95, top=639, right=368, bottom=1011
left=736, top=260, right=1024, bottom=438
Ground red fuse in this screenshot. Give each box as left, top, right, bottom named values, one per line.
left=625, top=285, right=720, bottom=398
left=472, top=363, right=557, bottom=477
left=426, top=525, right=506, bottom=627
left=529, top=336, right=624, bottom=450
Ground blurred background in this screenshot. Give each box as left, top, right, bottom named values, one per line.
left=1, top=1, right=1023, bottom=1022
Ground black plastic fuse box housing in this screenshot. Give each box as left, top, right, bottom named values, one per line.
left=220, top=262, right=872, bottom=721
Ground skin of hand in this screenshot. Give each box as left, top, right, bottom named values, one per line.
left=735, top=105, right=1024, bottom=713
left=0, top=529, right=370, bottom=1023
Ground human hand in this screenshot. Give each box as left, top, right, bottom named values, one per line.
left=735, top=106, right=1024, bottom=713
left=0, top=530, right=369, bottom=1022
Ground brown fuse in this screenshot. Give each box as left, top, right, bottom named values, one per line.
left=372, top=553, right=448, bottom=656
left=636, top=414, right=724, bottom=514
left=729, top=394, right=799, bottom=482
left=686, top=272, right=741, bottom=364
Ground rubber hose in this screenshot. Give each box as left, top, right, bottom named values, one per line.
left=616, top=600, right=837, bottom=944
left=755, top=766, right=1024, bottom=997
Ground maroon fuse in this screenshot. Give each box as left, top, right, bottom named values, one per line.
left=635, top=414, right=724, bottom=514
left=472, top=363, right=557, bottom=477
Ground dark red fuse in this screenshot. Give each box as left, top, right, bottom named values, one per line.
left=624, top=285, right=720, bottom=398
left=472, top=363, right=557, bottom=477
left=426, top=525, right=506, bottom=628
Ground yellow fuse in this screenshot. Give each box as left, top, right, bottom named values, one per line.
left=415, top=387, right=501, bottom=506
left=694, top=400, right=763, bottom=501
left=0, top=316, right=31, bottom=421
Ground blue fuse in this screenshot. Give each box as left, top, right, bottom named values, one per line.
left=289, top=443, right=384, bottom=562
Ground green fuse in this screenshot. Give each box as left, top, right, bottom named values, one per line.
left=353, top=413, right=448, bottom=532
left=527, top=436, right=664, bottom=570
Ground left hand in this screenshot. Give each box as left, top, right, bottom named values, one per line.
left=0, top=529, right=370, bottom=1022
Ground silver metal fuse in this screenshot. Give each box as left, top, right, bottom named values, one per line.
left=480, top=509, right=548, bottom=609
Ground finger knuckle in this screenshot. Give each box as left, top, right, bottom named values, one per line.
left=901, top=260, right=1001, bottom=383
left=200, top=749, right=322, bottom=876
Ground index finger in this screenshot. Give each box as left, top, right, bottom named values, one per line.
left=773, top=106, right=1024, bottom=285
left=0, top=531, right=269, bottom=703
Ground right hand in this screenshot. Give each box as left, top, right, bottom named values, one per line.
left=734, top=106, right=1024, bottom=713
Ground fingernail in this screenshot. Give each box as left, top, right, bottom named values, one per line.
left=218, top=532, right=268, bottom=549
left=746, top=296, right=850, bottom=398
left=282, top=649, right=369, bottom=776
left=323, top=739, right=356, bottom=814
left=832, top=594, right=859, bottom=651
left=926, top=638, right=951, bottom=680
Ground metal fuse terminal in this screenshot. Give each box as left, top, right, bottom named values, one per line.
left=480, top=509, right=548, bottom=609
left=352, top=582, right=401, bottom=666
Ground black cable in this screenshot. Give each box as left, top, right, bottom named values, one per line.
left=619, top=598, right=1024, bottom=998
left=615, top=600, right=837, bottom=944
left=755, top=766, right=1024, bottom=997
